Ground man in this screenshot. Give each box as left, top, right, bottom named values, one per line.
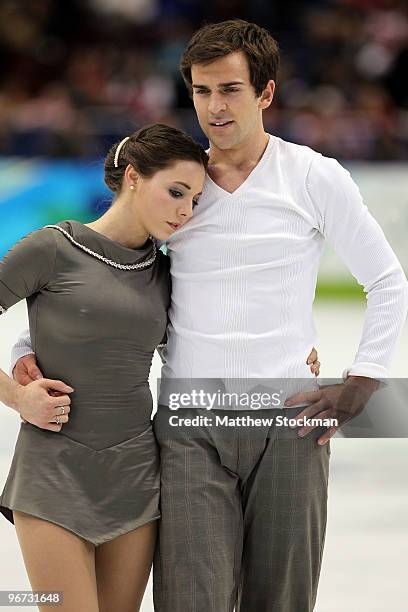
left=11, top=19, right=408, bottom=612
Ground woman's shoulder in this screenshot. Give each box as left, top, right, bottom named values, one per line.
left=8, top=225, right=60, bottom=255
left=20, top=221, right=72, bottom=245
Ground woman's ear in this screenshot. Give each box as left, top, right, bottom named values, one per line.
left=124, top=163, right=139, bottom=188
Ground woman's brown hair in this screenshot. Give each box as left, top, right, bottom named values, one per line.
left=104, top=123, right=209, bottom=193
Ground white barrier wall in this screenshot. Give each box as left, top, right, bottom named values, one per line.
left=319, top=163, right=408, bottom=281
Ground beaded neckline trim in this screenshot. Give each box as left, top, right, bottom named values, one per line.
left=45, top=225, right=156, bottom=271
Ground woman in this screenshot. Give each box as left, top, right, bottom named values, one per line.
left=0, top=123, right=320, bottom=612
left=0, top=124, right=207, bottom=612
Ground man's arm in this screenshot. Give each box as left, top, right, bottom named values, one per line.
left=286, top=156, right=408, bottom=443
left=306, top=155, right=408, bottom=380
left=11, top=329, right=43, bottom=383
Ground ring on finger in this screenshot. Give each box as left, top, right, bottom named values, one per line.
left=58, top=406, right=65, bottom=415
left=55, top=416, right=60, bottom=425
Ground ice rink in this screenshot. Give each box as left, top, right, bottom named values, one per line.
left=1, top=301, right=407, bottom=611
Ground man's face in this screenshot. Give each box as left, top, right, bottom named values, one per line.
left=191, top=51, right=274, bottom=151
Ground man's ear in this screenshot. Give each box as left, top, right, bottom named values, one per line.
left=259, top=80, right=275, bottom=110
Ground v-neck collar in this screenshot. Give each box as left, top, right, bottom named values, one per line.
left=206, top=134, right=275, bottom=197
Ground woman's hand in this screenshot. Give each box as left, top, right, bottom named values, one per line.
left=307, top=347, right=320, bottom=376
left=14, top=379, right=74, bottom=432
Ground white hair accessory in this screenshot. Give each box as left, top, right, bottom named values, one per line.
left=114, top=136, right=130, bottom=168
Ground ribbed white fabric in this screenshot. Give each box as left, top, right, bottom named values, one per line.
left=9, top=328, right=33, bottom=377
left=10, top=135, right=408, bottom=380
left=161, top=135, right=408, bottom=380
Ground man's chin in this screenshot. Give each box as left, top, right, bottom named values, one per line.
left=210, top=134, right=238, bottom=150
left=202, top=125, right=237, bottom=148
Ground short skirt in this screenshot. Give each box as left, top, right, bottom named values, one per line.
left=0, top=421, right=160, bottom=546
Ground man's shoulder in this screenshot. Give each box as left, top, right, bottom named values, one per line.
left=270, top=135, right=323, bottom=167
left=269, top=136, right=346, bottom=186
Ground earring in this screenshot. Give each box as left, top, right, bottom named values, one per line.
left=130, top=185, right=135, bottom=190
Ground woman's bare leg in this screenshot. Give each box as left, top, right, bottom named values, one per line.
left=95, top=520, right=157, bottom=612
left=13, top=511, right=99, bottom=612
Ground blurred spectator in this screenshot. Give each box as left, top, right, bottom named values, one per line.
left=89, top=0, right=159, bottom=23
left=0, top=0, right=407, bottom=159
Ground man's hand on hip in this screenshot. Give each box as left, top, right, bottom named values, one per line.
left=284, top=376, right=380, bottom=445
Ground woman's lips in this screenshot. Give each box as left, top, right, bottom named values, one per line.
left=167, top=222, right=181, bottom=231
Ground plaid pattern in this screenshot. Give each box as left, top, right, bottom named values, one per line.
left=153, top=407, right=330, bottom=612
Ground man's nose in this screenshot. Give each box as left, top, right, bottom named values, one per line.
left=208, top=93, right=227, bottom=115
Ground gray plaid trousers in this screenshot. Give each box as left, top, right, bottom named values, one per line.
left=153, top=407, right=330, bottom=612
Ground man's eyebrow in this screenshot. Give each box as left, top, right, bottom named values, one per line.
left=192, top=81, right=244, bottom=88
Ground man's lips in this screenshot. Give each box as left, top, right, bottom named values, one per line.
left=209, top=120, right=234, bottom=129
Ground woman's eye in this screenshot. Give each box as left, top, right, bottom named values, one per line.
left=170, top=189, right=183, bottom=198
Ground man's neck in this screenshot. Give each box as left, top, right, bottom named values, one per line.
left=208, top=130, right=269, bottom=170
left=206, top=130, right=270, bottom=193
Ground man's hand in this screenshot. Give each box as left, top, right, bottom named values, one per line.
left=13, top=379, right=74, bottom=432
left=284, top=376, right=380, bottom=445
left=13, top=354, right=43, bottom=385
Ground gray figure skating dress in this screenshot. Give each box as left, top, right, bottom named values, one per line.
left=0, top=221, right=170, bottom=545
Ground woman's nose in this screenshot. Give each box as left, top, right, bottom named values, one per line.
left=178, top=202, right=194, bottom=221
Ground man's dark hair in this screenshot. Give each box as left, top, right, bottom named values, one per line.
left=180, top=19, right=280, bottom=97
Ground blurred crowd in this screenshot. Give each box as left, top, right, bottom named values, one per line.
left=0, top=0, right=407, bottom=160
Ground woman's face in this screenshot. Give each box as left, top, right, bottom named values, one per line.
left=134, top=160, right=206, bottom=241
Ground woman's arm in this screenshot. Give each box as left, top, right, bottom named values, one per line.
left=0, top=369, right=21, bottom=411
left=307, top=347, right=320, bottom=376
left=1, top=227, right=72, bottom=429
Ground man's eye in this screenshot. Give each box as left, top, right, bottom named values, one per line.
left=170, top=189, right=183, bottom=198
left=195, top=90, right=209, bottom=95
left=224, top=88, right=239, bottom=93
left=193, top=199, right=199, bottom=208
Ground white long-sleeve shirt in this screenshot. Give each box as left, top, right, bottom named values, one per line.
left=11, top=135, right=408, bottom=381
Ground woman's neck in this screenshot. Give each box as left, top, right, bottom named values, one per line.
left=86, top=199, right=148, bottom=249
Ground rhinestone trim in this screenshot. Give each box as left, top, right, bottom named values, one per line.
left=0, top=304, right=7, bottom=315
left=45, top=225, right=156, bottom=270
